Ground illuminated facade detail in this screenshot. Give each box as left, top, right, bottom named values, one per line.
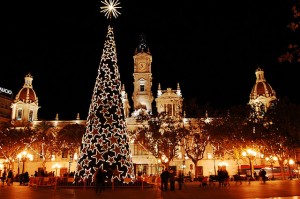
left=132, top=34, right=154, bottom=113
left=249, top=67, right=277, bottom=118
left=121, top=84, right=131, bottom=118
left=156, top=86, right=183, bottom=118
left=11, top=73, right=40, bottom=125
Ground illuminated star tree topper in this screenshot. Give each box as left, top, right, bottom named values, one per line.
left=100, top=0, right=122, bottom=19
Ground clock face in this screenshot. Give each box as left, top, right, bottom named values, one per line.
left=139, top=62, right=146, bottom=71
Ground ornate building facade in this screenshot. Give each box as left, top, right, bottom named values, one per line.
left=0, top=35, right=279, bottom=180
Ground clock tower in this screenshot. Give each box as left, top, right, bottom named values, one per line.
left=132, top=34, right=154, bottom=113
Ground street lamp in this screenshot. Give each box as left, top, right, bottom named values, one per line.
left=68, top=155, right=73, bottom=173
left=52, top=163, right=61, bottom=176
left=242, top=149, right=257, bottom=180
left=17, top=151, right=33, bottom=174
left=265, top=156, right=278, bottom=180
left=208, top=149, right=216, bottom=176
left=288, top=159, right=295, bottom=180
left=157, top=159, right=161, bottom=174
left=181, top=154, right=188, bottom=175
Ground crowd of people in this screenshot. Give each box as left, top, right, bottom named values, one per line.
left=158, top=166, right=269, bottom=191
left=160, top=168, right=185, bottom=191
left=1, top=169, right=30, bottom=186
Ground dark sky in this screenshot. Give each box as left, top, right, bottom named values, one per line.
left=1, top=0, right=298, bottom=120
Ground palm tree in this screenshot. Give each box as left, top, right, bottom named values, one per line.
left=33, top=121, right=59, bottom=168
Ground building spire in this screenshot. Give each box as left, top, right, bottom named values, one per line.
left=135, top=33, right=150, bottom=54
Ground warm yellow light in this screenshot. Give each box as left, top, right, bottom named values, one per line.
left=208, top=153, right=212, bottom=159
left=52, top=163, right=61, bottom=169
left=73, top=153, right=78, bottom=161
left=218, top=161, right=228, bottom=167
left=17, top=150, right=33, bottom=161
left=243, top=149, right=257, bottom=157
left=266, top=157, right=269, bottom=161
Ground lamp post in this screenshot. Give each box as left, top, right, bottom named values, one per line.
left=242, top=149, right=257, bottom=180
left=182, top=160, right=186, bottom=175
left=265, top=156, right=278, bottom=180
left=288, top=159, right=295, bottom=180
left=157, top=159, right=161, bottom=175
left=208, top=152, right=216, bottom=176
left=17, top=151, right=33, bottom=174
left=181, top=154, right=188, bottom=176
left=68, top=155, right=73, bottom=173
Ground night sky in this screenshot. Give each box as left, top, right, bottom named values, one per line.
left=1, top=0, right=298, bottom=120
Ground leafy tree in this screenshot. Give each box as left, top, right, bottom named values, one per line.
left=0, top=127, right=35, bottom=170
left=204, top=105, right=267, bottom=174
left=32, top=121, right=60, bottom=168
left=181, top=118, right=209, bottom=178
left=130, top=112, right=185, bottom=168
left=261, top=98, right=300, bottom=179
left=56, top=123, right=85, bottom=157
left=278, top=2, right=300, bottom=63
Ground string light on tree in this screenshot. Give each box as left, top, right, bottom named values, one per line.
left=75, top=0, right=135, bottom=183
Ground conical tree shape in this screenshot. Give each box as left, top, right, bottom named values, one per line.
left=75, top=25, right=135, bottom=182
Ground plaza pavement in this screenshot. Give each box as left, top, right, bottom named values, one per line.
left=1, top=179, right=300, bottom=199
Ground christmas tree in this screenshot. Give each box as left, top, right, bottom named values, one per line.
left=75, top=0, right=135, bottom=182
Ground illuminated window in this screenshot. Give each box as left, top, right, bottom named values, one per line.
left=17, top=109, right=23, bottom=120
left=167, top=104, right=172, bottom=116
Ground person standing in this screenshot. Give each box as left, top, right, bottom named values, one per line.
left=160, top=168, right=170, bottom=191
left=169, top=169, right=176, bottom=191
left=7, top=170, right=13, bottom=186
left=261, top=169, right=267, bottom=184
left=2, top=170, right=7, bottom=187
left=95, top=168, right=106, bottom=194
left=34, top=171, right=38, bottom=177
left=23, top=172, right=29, bottom=185
left=177, top=171, right=184, bottom=190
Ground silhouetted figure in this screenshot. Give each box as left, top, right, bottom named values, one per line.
left=7, top=170, right=13, bottom=186
left=160, top=168, right=170, bottom=191
left=95, top=168, right=106, bottom=194
left=22, top=172, right=30, bottom=185
left=261, top=169, right=267, bottom=184
left=2, top=171, right=6, bottom=187
left=177, top=171, right=184, bottom=190
left=169, top=169, right=176, bottom=191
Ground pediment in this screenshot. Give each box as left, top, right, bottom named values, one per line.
left=138, top=77, right=146, bottom=82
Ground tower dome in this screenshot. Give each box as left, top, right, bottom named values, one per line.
left=15, top=73, right=38, bottom=103
left=11, top=73, right=40, bottom=124
left=249, top=67, right=277, bottom=116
